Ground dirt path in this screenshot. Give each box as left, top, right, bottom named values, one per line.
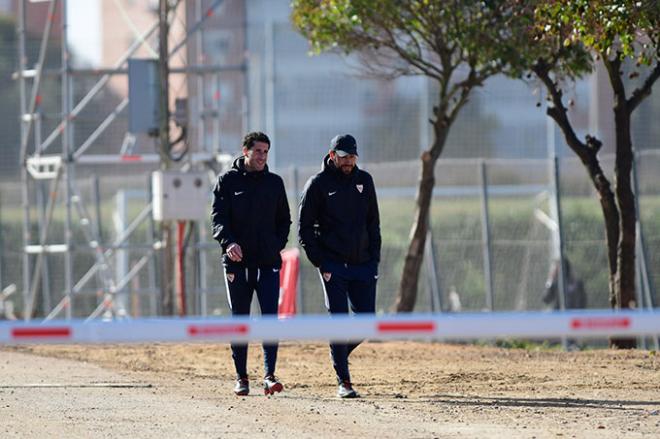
left=3, top=342, right=660, bottom=438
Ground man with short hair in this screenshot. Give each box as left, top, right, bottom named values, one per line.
left=298, top=134, right=381, bottom=398
left=211, top=131, right=291, bottom=396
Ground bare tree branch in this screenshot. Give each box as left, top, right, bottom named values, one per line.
left=628, top=62, right=660, bottom=112
left=602, top=54, right=627, bottom=109
left=533, top=60, right=586, bottom=154
left=380, top=26, right=444, bottom=79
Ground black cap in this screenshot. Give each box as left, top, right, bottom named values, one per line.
left=331, top=134, right=358, bottom=157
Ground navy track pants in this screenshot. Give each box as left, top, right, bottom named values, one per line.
left=319, top=260, right=377, bottom=382
left=224, top=266, right=280, bottom=378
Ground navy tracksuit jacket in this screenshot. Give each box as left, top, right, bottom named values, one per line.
left=298, top=154, right=381, bottom=382
left=211, top=156, right=291, bottom=378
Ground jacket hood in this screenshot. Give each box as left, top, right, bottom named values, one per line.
left=321, top=153, right=358, bottom=177
left=321, top=153, right=332, bottom=171
left=232, top=155, right=269, bottom=174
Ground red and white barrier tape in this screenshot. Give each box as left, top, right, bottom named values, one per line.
left=0, top=309, right=658, bottom=345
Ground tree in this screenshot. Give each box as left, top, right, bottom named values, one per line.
left=291, top=0, right=533, bottom=311
left=510, top=0, right=659, bottom=347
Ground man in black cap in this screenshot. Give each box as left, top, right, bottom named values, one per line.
left=298, top=134, right=381, bottom=398
left=211, top=131, right=291, bottom=397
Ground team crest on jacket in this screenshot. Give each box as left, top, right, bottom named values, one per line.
left=226, top=273, right=235, bottom=283
left=356, top=184, right=363, bottom=193
left=323, top=272, right=332, bottom=282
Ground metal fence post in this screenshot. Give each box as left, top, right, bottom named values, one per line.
left=551, top=157, right=568, bottom=312
left=265, top=19, right=276, bottom=170
left=424, top=227, right=443, bottom=312
left=146, top=175, right=159, bottom=316
left=480, top=160, right=494, bottom=311
left=198, top=217, right=209, bottom=317
left=289, top=165, right=303, bottom=313
left=552, top=156, right=569, bottom=350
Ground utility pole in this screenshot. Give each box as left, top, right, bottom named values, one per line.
left=158, top=0, right=174, bottom=315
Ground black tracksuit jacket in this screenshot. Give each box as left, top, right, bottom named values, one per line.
left=298, top=154, right=381, bottom=268
left=211, top=156, right=291, bottom=268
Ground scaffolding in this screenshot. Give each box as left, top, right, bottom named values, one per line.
left=16, top=0, right=246, bottom=321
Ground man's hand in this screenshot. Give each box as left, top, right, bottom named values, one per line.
left=226, top=243, right=243, bottom=262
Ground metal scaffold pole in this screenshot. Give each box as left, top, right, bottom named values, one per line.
left=61, top=0, right=74, bottom=319
left=158, top=0, right=174, bottom=316
left=17, top=0, right=31, bottom=319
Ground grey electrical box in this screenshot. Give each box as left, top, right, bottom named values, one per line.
left=152, top=171, right=209, bottom=221
left=128, top=58, right=160, bottom=136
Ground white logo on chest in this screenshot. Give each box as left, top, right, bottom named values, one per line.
left=356, top=184, right=363, bottom=193
left=226, top=273, right=235, bottom=283
left=328, top=191, right=337, bottom=196
left=234, top=191, right=244, bottom=196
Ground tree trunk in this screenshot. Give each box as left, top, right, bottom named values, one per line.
left=612, top=107, right=636, bottom=310
left=395, top=116, right=449, bottom=312
left=610, top=104, right=637, bottom=349
left=580, top=150, right=619, bottom=307
left=394, top=151, right=437, bottom=312
left=603, top=55, right=637, bottom=348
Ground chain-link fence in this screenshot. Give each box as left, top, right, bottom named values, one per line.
left=1, top=152, right=659, bottom=318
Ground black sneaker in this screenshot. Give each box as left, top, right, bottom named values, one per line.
left=234, top=377, right=249, bottom=396
left=337, top=380, right=359, bottom=398
left=263, top=375, right=284, bottom=395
